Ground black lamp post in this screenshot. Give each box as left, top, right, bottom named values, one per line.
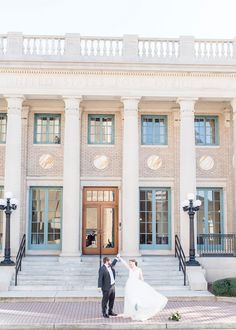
left=0, top=192, right=18, bottom=266
left=182, top=193, right=201, bottom=266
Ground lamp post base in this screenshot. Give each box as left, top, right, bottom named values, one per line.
left=186, top=259, right=200, bottom=266
left=0, top=259, right=15, bottom=266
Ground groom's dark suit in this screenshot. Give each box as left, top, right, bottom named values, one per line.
left=98, top=258, right=118, bottom=316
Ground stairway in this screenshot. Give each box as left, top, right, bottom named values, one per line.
left=9, top=255, right=188, bottom=295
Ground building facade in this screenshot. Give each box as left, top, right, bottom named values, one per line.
left=0, top=33, right=236, bottom=258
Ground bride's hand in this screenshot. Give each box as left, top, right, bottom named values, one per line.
left=116, top=253, right=121, bottom=260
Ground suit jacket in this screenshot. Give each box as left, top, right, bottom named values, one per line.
left=98, top=258, right=118, bottom=291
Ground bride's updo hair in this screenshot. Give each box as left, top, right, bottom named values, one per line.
left=129, top=259, right=138, bottom=266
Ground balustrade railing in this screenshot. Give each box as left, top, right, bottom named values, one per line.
left=0, top=33, right=236, bottom=62
left=138, top=38, right=179, bottom=58
left=195, top=39, right=234, bottom=59
left=0, top=35, right=7, bottom=55
left=197, top=234, right=236, bottom=257
left=80, top=37, right=123, bottom=57
left=23, top=35, right=65, bottom=55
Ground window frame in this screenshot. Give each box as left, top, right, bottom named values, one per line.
left=141, top=115, right=168, bottom=145
left=28, top=186, right=63, bottom=250
left=139, top=188, right=171, bottom=250
left=194, top=115, right=219, bottom=146
left=0, top=113, right=7, bottom=144
left=34, top=114, right=61, bottom=145
left=88, top=114, right=115, bottom=145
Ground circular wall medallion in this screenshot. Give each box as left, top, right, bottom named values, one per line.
left=199, top=155, right=214, bottom=171
left=39, top=154, right=54, bottom=169
left=147, top=155, right=162, bottom=170
left=93, top=155, right=109, bottom=170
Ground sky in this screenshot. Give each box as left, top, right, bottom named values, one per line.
left=0, top=0, right=236, bottom=38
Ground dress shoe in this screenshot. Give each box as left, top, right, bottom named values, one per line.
left=109, top=311, right=118, bottom=316
left=103, top=313, right=109, bottom=318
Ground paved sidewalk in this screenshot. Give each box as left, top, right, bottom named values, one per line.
left=0, top=300, right=236, bottom=329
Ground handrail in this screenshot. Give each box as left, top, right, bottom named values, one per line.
left=15, top=234, right=26, bottom=286
left=175, top=234, right=186, bottom=286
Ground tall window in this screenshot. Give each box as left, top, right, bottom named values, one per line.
left=141, top=115, right=167, bottom=145
left=195, top=116, right=218, bottom=145
left=0, top=113, right=7, bottom=143
left=0, top=187, right=4, bottom=250
left=34, top=114, right=61, bottom=144
left=196, top=188, right=223, bottom=236
left=139, top=188, right=171, bottom=249
left=88, top=115, right=114, bottom=144
left=29, top=187, right=62, bottom=249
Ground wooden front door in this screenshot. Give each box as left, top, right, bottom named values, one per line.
left=82, top=187, right=118, bottom=255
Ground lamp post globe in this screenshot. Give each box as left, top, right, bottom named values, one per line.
left=0, top=192, right=18, bottom=266
left=182, top=193, right=201, bottom=266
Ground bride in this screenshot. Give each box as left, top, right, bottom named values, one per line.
left=117, top=254, right=168, bottom=321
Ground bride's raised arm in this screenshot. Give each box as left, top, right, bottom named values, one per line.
left=117, top=255, right=130, bottom=270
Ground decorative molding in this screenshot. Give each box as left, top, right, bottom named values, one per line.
left=63, top=96, right=82, bottom=114
left=93, top=155, right=110, bottom=170
left=223, top=108, right=231, bottom=127
left=39, top=154, right=55, bottom=170
left=146, top=155, right=162, bottom=170
left=199, top=155, right=215, bottom=171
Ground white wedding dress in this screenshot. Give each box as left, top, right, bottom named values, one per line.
left=120, top=257, right=168, bottom=321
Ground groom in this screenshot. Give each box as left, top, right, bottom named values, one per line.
left=98, top=256, right=118, bottom=318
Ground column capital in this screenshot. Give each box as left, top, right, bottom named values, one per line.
left=63, top=96, right=82, bottom=114
left=4, top=95, right=24, bottom=115
left=177, top=97, right=198, bottom=109
left=231, top=99, right=236, bottom=112
left=121, top=97, right=141, bottom=111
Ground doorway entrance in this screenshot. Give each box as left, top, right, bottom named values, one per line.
left=82, top=187, right=118, bottom=255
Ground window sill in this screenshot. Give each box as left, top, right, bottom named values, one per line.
left=32, top=144, right=62, bottom=147
left=140, top=145, right=169, bottom=148
left=196, top=145, right=220, bottom=148
left=87, top=144, right=115, bottom=147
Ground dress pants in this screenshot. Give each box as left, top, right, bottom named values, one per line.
left=102, top=284, right=115, bottom=314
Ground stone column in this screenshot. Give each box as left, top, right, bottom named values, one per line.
left=4, top=96, right=24, bottom=255
left=177, top=98, right=197, bottom=255
left=121, top=97, right=140, bottom=256
left=231, top=100, right=236, bottom=234
left=60, top=97, right=82, bottom=257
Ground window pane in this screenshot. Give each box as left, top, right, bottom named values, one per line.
left=139, top=189, right=170, bottom=246
left=0, top=114, right=7, bottom=143
left=142, top=116, right=167, bottom=145
left=195, top=116, right=217, bottom=145
left=88, top=115, right=114, bottom=144
left=34, top=114, right=61, bottom=144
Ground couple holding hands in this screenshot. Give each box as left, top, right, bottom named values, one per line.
left=98, top=254, right=168, bottom=321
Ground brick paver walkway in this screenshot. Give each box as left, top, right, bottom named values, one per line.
left=0, top=300, right=236, bottom=328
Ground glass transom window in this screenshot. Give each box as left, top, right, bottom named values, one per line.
left=0, top=113, right=7, bottom=144
left=141, top=115, right=167, bottom=145
left=88, top=115, right=114, bottom=144
left=139, top=188, right=171, bottom=249
left=195, top=116, right=218, bottom=145
left=0, top=187, right=3, bottom=250
left=34, top=114, right=61, bottom=144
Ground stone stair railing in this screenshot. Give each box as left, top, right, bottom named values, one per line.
left=1, top=32, right=236, bottom=63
